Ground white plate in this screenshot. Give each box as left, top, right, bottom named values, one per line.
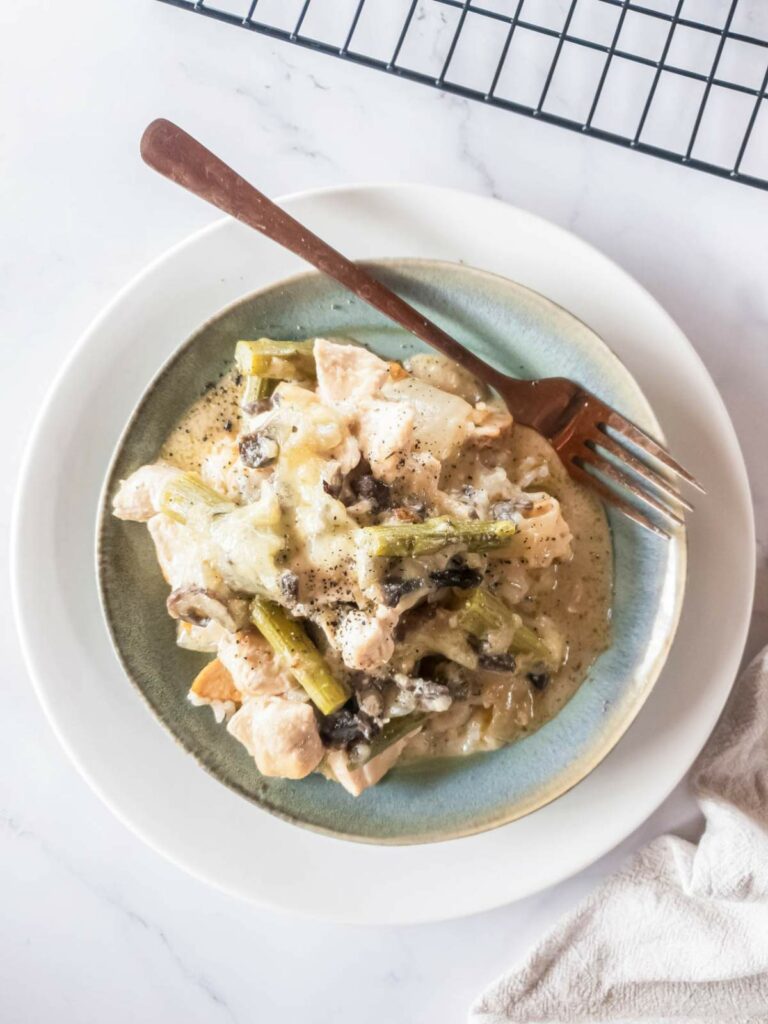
left=12, top=185, right=754, bottom=924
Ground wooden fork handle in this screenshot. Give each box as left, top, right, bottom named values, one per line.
left=140, top=119, right=508, bottom=389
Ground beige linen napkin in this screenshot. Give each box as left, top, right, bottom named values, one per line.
left=470, top=648, right=768, bottom=1024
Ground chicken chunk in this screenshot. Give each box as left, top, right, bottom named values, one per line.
left=381, top=377, right=473, bottom=461
left=513, top=496, right=573, bottom=567
left=147, top=514, right=224, bottom=592
left=272, top=380, right=362, bottom=464
left=326, top=736, right=411, bottom=796
left=227, top=696, right=323, bottom=779
left=330, top=606, right=400, bottom=672
left=112, top=463, right=182, bottom=521
left=470, top=399, right=513, bottom=442
left=218, top=629, right=295, bottom=697
left=389, top=451, right=441, bottom=501
left=200, top=438, right=265, bottom=503
left=315, top=341, right=461, bottom=504
left=355, top=400, right=440, bottom=501
left=357, top=400, right=414, bottom=478
left=314, top=337, right=391, bottom=406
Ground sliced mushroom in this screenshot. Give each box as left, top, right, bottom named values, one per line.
left=348, top=473, right=391, bottom=513
left=478, top=652, right=518, bottom=673
left=393, top=673, right=453, bottom=713
left=318, top=706, right=380, bottom=750
left=428, top=563, right=482, bottom=590
left=166, top=586, right=247, bottom=632
left=380, top=576, right=425, bottom=608
left=238, top=432, right=279, bottom=469
left=279, top=571, right=300, bottom=604
left=527, top=671, right=550, bottom=691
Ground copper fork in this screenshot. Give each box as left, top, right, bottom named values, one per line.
left=140, top=119, right=701, bottom=538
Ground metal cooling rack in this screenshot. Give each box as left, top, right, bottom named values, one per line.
left=157, top=0, right=768, bottom=192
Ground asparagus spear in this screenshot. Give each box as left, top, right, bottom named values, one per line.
left=454, top=586, right=511, bottom=636
left=354, top=713, right=427, bottom=767
left=250, top=598, right=351, bottom=716
left=361, top=517, right=516, bottom=558
left=160, top=472, right=233, bottom=526
left=235, top=339, right=316, bottom=380
left=241, top=374, right=276, bottom=412
left=512, top=624, right=555, bottom=661
left=455, top=587, right=554, bottom=664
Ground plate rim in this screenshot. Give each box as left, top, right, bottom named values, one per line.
left=11, top=183, right=755, bottom=922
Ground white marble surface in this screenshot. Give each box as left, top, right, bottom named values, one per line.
left=2, top=2, right=766, bottom=1021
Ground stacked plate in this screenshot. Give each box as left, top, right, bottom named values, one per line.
left=12, top=185, right=754, bottom=924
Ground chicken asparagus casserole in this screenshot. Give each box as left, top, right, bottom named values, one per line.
left=113, top=337, right=612, bottom=796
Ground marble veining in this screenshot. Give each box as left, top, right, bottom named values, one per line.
left=2, top=1, right=766, bottom=1021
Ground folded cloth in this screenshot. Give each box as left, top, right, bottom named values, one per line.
left=470, top=648, right=768, bottom=1024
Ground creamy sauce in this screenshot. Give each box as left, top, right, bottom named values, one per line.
left=159, top=370, right=612, bottom=763
left=404, top=425, right=612, bottom=760
left=512, top=427, right=612, bottom=728
left=161, top=372, right=243, bottom=471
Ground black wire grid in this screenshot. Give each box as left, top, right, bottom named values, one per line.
left=157, top=0, right=768, bottom=191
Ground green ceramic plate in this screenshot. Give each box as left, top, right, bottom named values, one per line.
left=97, top=259, right=685, bottom=844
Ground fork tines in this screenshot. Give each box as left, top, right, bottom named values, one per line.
left=567, top=407, right=702, bottom=538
